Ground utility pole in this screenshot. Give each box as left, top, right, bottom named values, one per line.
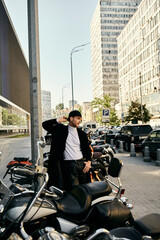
left=27, top=0, right=42, bottom=166
left=139, top=72, right=143, bottom=123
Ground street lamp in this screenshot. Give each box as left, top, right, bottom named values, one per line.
left=70, top=43, right=90, bottom=110
left=62, top=83, right=70, bottom=109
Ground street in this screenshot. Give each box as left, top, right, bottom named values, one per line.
left=0, top=136, right=160, bottom=220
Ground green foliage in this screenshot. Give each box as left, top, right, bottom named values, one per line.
left=2, top=109, right=8, bottom=125
left=91, top=95, right=120, bottom=125
left=2, top=108, right=26, bottom=126
left=78, top=106, right=82, bottom=113
left=91, top=95, right=113, bottom=110
left=95, top=111, right=103, bottom=123
left=56, top=103, right=64, bottom=110
left=125, top=101, right=152, bottom=123
left=109, top=109, right=121, bottom=126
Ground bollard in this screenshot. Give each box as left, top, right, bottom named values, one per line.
left=110, top=139, right=114, bottom=148
left=143, top=146, right=151, bottom=162
left=118, top=141, right=124, bottom=153
left=130, top=143, right=136, bottom=157
left=156, top=149, right=160, bottom=166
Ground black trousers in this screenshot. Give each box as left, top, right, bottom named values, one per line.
left=62, top=160, right=90, bottom=191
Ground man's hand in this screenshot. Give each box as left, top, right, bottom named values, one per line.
left=57, top=116, right=68, bottom=123
left=83, top=161, right=91, bottom=173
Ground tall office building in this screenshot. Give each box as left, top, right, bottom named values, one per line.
left=41, top=90, right=51, bottom=122
left=117, top=0, right=160, bottom=126
left=90, top=0, right=141, bottom=104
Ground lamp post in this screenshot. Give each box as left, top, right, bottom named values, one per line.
left=62, top=83, right=70, bottom=109
left=70, top=43, right=90, bottom=110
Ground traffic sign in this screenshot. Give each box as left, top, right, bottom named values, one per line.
left=102, top=109, right=110, bottom=117
left=102, top=109, right=110, bottom=123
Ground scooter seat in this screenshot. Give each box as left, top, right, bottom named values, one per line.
left=134, top=213, right=160, bottom=238
left=55, top=181, right=112, bottom=220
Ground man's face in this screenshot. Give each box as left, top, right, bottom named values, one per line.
left=69, top=116, right=82, bottom=128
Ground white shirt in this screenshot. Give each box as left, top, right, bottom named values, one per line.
left=64, top=125, right=83, bottom=160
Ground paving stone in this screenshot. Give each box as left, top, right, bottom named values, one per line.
left=0, top=137, right=160, bottom=221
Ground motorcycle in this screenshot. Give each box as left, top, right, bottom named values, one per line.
left=0, top=169, right=113, bottom=239
left=92, top=144, right=115, bottom=166
left=43, top=149, right=111, bottom=183
left=4, top=138, right=129, bottom=205
left=90, top=137, right=116, bottom=166
left=110, top=213, right=160, bottom=240
left=0, top=161, right=133, bottom=239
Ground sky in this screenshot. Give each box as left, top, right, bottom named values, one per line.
left=4, top=0, right=98, bottom=109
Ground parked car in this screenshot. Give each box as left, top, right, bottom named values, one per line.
left=103, top=129, right=120, bottom=143
left=95, top=128, right=108, bottom=136
left=142, top=128, right=160, bottom=159
left=83, top=121, right=97, bottom=134
left=114, top=124, right=152, bottom=151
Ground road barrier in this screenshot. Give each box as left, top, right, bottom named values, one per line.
left=143, top=146, right=151, bottom=162
left=110, top=139, right=114, bottom=148
left=130, top=143, right=136, bottom=157
left=118, top=141, right=124, bottom=153
left=156, top=149, right=160, bottom=166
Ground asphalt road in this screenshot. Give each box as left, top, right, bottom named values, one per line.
left=0, top=136, right=160, bottom=220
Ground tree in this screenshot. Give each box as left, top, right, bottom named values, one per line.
left=125, top=101, right=152, bottom=123
left=109, top=109, right=121, bottom=126
left=56, top=103, right=64, bottom=110
left=2, top=108, right=26, bottom=126
left=2, top=109, right=8, bottom=125
left=91, top=95, right=113, bottom=109
left=78, top=106, right=82, bottom=114
left=91, top=95, right=120, bottom=125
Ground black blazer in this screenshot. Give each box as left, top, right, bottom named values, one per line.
left=42, top=119, right=92, bottom=188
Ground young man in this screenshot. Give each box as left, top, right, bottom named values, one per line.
left=42, top=110, right=92, bottom=191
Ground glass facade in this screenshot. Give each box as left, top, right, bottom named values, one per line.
left=0, top=1, right=30, bottom=113
left=0, top=1, right=30, bottom=134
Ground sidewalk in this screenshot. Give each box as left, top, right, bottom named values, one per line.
left=0, top=136, right=31, bottom=185
left=0, top=136, right=159, bottom=220
left=116, top=151, right=160, bottom=219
